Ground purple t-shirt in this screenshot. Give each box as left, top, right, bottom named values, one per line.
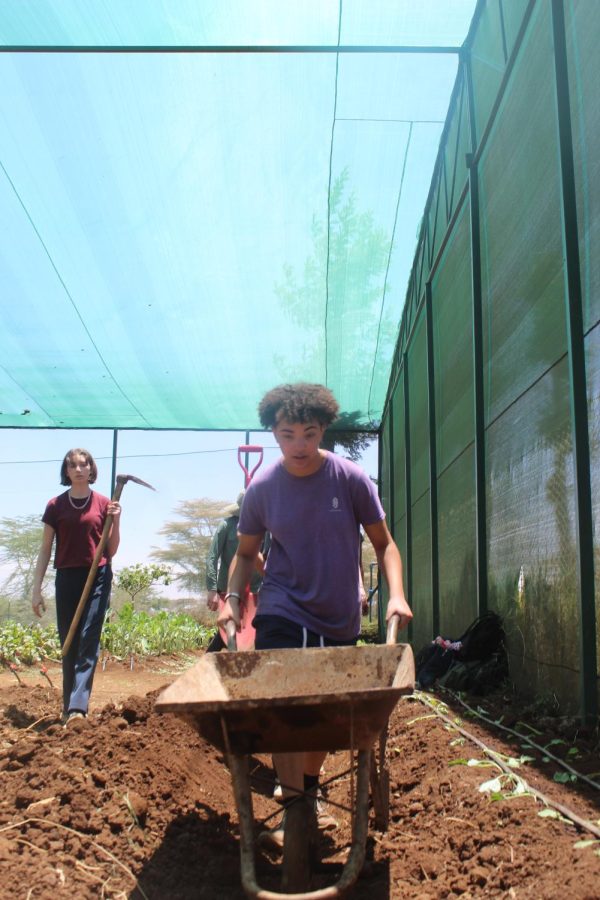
left=239, top=452, right=385, bottom=640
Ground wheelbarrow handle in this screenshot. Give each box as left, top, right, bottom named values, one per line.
left=386, top=614, right=401, bottom=645
left=225, top=620, right=238, bottom=652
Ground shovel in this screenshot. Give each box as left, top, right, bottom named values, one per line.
left=237, top=444, right=263, bottom=487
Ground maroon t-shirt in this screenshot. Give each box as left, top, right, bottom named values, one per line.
left=42, top=490, right=110, bottom=569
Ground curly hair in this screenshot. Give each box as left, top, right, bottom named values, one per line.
left=60, top=448, right=98, bottom=486
left=258, top=383, right=339, bottom=429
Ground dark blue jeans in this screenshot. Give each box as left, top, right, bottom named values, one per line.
left=55, top=565, right=112, bottom=715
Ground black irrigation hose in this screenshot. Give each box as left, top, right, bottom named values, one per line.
left=437, top=686, right=600, bottom=793
left=415, top=693, right=600, bottom=841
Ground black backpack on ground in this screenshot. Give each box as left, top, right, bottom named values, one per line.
left=415, top=612, right=507, bottom=694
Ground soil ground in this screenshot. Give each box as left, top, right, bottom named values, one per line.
left=0, top=653, right=599, bottom=899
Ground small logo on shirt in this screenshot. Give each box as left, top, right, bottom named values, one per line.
left=331, top=496, right=340, bottom=511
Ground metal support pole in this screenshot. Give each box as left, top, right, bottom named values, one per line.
left=110, top=430, right=118, bottom=497
left=425, top=282, right=440, bottom=636
left=550, top=0, right=597, bottom=721
left=465, top=40, right=488, bottom=618
left=379, top=408, right=396, bottom=642
left=466, top=152, right=488, bottom=618
left=403, top=354, right=413, bottom=637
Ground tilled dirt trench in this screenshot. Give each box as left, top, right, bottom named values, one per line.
left=0, top=659, right=599, bottom=899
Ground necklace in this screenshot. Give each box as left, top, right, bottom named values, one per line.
left=68, top=490, right=92, bottom=510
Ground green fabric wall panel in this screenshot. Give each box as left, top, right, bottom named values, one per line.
left=565, top=0, right=600, bottom=333
left=499, top=0, right=530, bottom=61
left=437, top=445, right=477, bottom=635
left=410, top=492, right=433, bottom=648
left=432, top=201, right=473, bottom=474
left=487, top=357, right=580, bottom=702
left=585, top=323, right=600, bottom=676
left=407, top=311, right=429, bottom=503
left=380, top=412, right=392, bottom=516
left=391, top=371, right=406, bottom=537
left=441, top=73, right=471, bottom=228
left=479, top=1, right=566, bottom=427
left=469, top=0, right=507, bottom=146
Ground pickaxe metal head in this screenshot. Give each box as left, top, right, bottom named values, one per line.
left=116, top=473, right=157, bottom=492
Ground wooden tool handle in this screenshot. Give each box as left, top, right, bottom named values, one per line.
left=61, top=482, right=123, bottom=658
left=386, top=614, right=400, bottom=646
left=225, top=620, right=238, bottom=652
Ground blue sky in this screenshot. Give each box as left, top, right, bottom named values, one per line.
left=0, top=427, right=378, bottom=595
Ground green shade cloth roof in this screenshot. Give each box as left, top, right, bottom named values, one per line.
left=0, top=1, right=477, bottom=431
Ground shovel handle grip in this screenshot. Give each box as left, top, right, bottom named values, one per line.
left=237, top=446, right=264, bottom=487
left=225, top=620, right=237, bottom=652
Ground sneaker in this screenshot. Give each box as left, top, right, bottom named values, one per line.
left=258, top=809, right=287, bottom=852
left=315, top=793, right=337, bottom=831
left=63, top=711, right=86, bottom=729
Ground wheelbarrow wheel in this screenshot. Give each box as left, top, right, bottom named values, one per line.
left=282, top=797, right=318, bottom=894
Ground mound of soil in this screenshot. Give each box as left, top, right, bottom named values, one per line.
left=0, top=662, right=599, bottom=898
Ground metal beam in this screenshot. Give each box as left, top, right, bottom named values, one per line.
left=110, top=429, right=118, bottom=497
left=550, top=0, right=597, bottom=722
left=425, top=282, right=440, bottom=636
left=403, top=354, right=413, bottom=641
left=0, top=44, right=461, bottom=55
left=467, top=153, right=488, bottom=617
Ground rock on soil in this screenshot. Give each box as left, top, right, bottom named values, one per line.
left=0, top=678, right=599, bottom=898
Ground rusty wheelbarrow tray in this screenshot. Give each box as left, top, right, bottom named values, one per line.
left=156, top=642, right=414, bottom=898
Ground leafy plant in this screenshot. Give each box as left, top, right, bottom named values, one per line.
left=114, top=563, right=172, bottom=610
left=100, top=604, right=211, bottom=658
left=0, top=621, right=61, bottom=666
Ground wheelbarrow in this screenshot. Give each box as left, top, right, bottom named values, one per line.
left=156, top=618, right=414, bottom=898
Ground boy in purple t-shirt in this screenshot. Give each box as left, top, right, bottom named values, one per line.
left=218, top=383, right=412, bottom=849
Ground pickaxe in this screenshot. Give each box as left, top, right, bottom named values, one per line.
left=61, top=474, right=156, bottom=657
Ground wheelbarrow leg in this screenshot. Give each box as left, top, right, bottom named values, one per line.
left=335, top=748, right=371, bottom=894
left=282, top=795, right=317, bottom=894
left=369, top=727, right=390, bottom=831
left=227, top=754, right=262, bottom=895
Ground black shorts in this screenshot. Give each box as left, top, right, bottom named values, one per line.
left=254, top=614, right=358, bottom=650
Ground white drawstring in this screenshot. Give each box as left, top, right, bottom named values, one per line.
left=302, top=626, right=325, bottom=648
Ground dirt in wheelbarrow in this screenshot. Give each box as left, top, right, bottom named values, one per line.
left=1, top=656, right=599, bottom=898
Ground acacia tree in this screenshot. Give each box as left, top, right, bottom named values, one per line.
left=113, top=563, right=172, bottom=611
left=150, top=498, right=228, bottom=597
left=0, top=515, right=51, bottom=623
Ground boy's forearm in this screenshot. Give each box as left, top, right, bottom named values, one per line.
left=377, top=541, right=405, bottom=599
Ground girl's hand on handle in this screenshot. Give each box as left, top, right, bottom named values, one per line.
left=107, top=501, right=121, bottom=518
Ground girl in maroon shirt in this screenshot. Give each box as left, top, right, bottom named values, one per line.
left=32, top=448, right=121, bottom=724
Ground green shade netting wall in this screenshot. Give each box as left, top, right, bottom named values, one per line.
left=379, top=0, right=600, bottom=711
left=0, top=0, right=477, bottom=430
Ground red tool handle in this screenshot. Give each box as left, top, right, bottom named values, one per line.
left=238, top=445, right=263, bottom=487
